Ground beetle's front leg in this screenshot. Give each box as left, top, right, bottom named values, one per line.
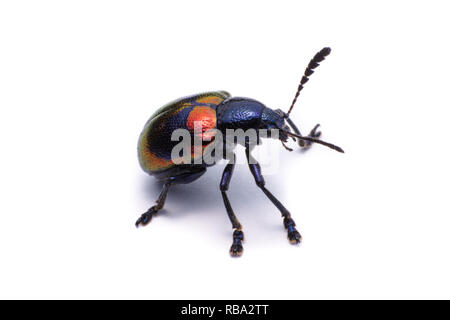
left=245, top=147, right=302, bottom=244
left=299, top=123, right=322, bottom=148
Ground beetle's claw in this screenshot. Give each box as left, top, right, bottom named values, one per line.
left=135, top=207, right=157, bottom=227
left=135, top=213, right=152, bottom=227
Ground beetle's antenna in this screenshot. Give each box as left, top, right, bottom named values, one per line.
left=287, top=47, right=332, bottom=116
left=282, top=130, right=344, bottom=153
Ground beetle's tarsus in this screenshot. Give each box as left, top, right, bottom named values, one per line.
left=284, top=217, right=302, bottom=244
left=136, top=182, right=171, bottom=228
left=230, top=243, right=243, bottom=257
left=288, top=230, right=302, bottom=244
left=135, top=213, right=151, bottom=227
left=135, top=207, right=156, bottom=227
left=230, top=229, right=244, bottom=257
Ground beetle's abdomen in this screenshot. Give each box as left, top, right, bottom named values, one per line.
left=138, top=91, right=230, bottom=175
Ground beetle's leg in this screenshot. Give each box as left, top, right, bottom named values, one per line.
left=245, top=147, right=302, bottom=244
left=283, top=112, right=321, bottom=149
left=220, top=154, right=244, bottom=257
left=300, top=123, right=322, bottom=148
left=135, top=181, right=172, bottom=227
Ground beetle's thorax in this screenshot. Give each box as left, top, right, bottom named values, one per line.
left=216, top=97, right=265, bottom=132
left=216, top=97, right=286, bottom=132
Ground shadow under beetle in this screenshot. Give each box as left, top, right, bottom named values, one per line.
left=136, top=47, right=344, bottom=257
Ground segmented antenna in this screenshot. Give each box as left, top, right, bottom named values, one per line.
left=282, top=130, right=344, bottom=153
left=287, top=47, right=332, bottom=116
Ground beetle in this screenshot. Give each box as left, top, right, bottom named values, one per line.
left=136, top=47, right=343, bottom=256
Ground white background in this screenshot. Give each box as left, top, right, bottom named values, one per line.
left=0, top=1, right=449, bottom=299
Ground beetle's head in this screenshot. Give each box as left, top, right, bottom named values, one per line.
left=260, top=107, right=303, bottom=151
left=260, top=107, right=291, bottom=142
left=261, top=107, right=343, bottom=153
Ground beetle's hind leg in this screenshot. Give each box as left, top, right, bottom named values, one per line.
left=135, top=181, right=172, bottom=227
left=245, top=147, right=302, bottom=244
left=220, top=155, right=244, bottom=257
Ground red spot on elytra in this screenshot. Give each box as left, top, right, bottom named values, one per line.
left=186, top=107, right=217, bottom=140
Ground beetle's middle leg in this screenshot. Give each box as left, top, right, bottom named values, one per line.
left=135, top=181, right=171, bottom=227
left=245, top=147, right=302, bottom=244
left=220, top=154, right=244, bottom=257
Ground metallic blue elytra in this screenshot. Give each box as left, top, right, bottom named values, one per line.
left=136, top=47, right=344, bottom=257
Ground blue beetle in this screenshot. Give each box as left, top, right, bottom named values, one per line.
left=136, top=47, right=343, bottom=256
